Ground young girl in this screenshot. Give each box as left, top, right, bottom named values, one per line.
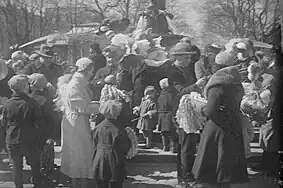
left=157, top=78, right=176, bottom=152
left=134, top=86, right=157, bottom=149
left=91, top=100, right=131, bottom=188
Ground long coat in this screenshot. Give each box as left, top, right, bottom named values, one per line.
left=60, top=73, right=94, bottom=179
left=90, top=119, right=131, bottom=182
left=157, top=88, right=174, bottom=132
left=192, top=67, right=248, bottom=184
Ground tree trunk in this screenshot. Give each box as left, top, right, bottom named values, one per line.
left=281, top=0, right=283, bottom=53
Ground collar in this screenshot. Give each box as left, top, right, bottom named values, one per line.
left=72, top=72, right=89, bottom=87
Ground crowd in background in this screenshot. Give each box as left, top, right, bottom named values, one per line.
left=0, top=26, right=282, bottom=188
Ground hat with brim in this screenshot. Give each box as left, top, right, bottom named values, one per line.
left=171, top=42, right=196, bottom=55
left=34, top=50, right=53, bottom=58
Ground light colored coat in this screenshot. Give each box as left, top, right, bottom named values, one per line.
left=60, top=73, right=94, bottom=178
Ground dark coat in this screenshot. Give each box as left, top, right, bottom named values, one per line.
left=91, top=66, right=113, bottom=101
left=157, top=88, right=174, bottom=132
left=131, top=63, right=161, bottom=107
left=167, top=64, right=201, bottom=114
left=88, top=53, right=107, bottom=78
left=194, top=57, right=213, bottom=80
left=192, top=66, right=248, bottom=184
left=90, top=119, right=131, bottom=182
left=1, top=93, right=46, bottom=147
left=0, top=67, right=14, bottom=98
left=29, top=90, right=56, bottom=145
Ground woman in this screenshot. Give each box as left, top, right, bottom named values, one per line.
left=91, top=100, right=131, bottom=188
left=192, top=66, right=249, bottom=188
left=195, top=44, right=222, bottom=80
left=60, top=57, right=95, bottom=188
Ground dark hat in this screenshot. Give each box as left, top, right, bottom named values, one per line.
left=90, top=43, right=100, bottom=51
left=205, top=43, right=222, bottom=54
left=35, top=49, right=53, bottom=58
left=171, top=42, right=196, bottom=55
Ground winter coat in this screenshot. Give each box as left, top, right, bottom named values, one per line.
left=157, top=88, right=174, bottom=132
left=90, top=119, right=131, bottom=182
left=192, top=66, right=248, bottom=184
left=136, top=97, right=157, bottom=131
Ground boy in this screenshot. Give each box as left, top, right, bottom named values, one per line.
left=1, top=75, right=45, bottom=188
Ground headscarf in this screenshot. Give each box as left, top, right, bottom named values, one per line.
left=8, top=74, right=28, bottom=92
left=99, top=100, right=123, bottom=119
left=28, top=73, right=47, bottom=91
left=76, top=57, right=93, bottom=72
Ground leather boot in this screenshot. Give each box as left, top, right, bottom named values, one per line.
left=161, top=135, right=169, bottom=151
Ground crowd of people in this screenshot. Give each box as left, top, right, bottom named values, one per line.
left=0, top=16, right=282, bottom=188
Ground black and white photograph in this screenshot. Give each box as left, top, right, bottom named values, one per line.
left=0, top=0, right=282, bottom=187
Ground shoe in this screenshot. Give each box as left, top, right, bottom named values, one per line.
left=187, top=181, right=204, bottom=188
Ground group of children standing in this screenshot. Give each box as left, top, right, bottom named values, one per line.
left=133, top=78, right=177, bottom=152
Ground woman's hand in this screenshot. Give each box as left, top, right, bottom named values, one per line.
left=195, top=77, right=207, bottom=90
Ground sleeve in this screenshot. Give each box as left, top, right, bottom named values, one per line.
left=43, top=100, right=56, bottom=139
left=201, top=86, right=222, bottom=118
left=148, top=102, right=157, bottom=116
left=195, top=60, right=205, bottom=80
left=69, top=87, right=89, bottom=114
left=117, top=130, right=131, bottom=155
left=180, top=84, right=201, bottom=96
left=1, top=105, right=7, bottom=128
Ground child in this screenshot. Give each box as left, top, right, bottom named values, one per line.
left=2, top=75, right=44, bottom=188
left=134, top=86, right=157, bottom=149
left=157, top=78, right=176, bottom=152
left=91, top=100, right=131, bottom=188
left=28, top=73, right=56, bottom=179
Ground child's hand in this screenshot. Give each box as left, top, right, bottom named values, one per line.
left=133, top=106, right=140, bottom=115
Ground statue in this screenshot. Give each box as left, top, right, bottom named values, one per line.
left=138, top=1, right=175, bottom=35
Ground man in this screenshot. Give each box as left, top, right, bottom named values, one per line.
left=88, top=42, right=107, bottom=78
left=168, top=42, right=206, bottom=188
left=22, top=47, right=63, bottom=87
left=1, top=75, right=46, bottom=188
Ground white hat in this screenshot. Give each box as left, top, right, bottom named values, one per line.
left=75, top=57, right=93, bottom=72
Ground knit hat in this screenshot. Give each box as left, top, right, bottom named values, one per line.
left=28, top=73, right=47, bottom=91
left=99, top=100, right=123, bottom=119
left=8, top=74, right=29, bottom=92
left=75, top=57, right=93, bottom=72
